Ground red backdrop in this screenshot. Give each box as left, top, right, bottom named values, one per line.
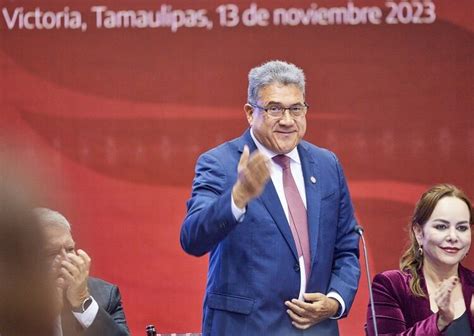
left=1, top=0, right=473, bottom=334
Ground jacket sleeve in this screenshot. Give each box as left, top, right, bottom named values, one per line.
left=327, top=154, right=361, bottom=317
left=85, top=285, right=130, bottom=336
left=366, top=272, right=442, bottom=336
left=180, top=151, right=241, bottom=256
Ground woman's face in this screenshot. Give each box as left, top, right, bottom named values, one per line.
left=415, top=196, right=471, bottom=268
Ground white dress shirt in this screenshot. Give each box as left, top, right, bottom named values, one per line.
left=55, top=297, right=99, bottom=336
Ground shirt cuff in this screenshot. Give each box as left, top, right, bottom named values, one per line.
left=327, top=291, right=345, bottom=319
left=72, top=296, right=99, bottom=329
left=231, top=195, right=246, bottom=222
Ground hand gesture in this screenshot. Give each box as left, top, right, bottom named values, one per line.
left=51, top=256, right=66, bottom=314
left=435, top=276, right=458, bottom=330
left=285, top=293, right=339, bottom=330
left=60, top=249, right=91, bottom=309
left=232, top=145, right=270, bottom=208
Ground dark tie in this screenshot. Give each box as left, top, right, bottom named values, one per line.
left=272, top=155, right=311, bottom=280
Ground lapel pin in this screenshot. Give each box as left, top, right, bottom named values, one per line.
left=310, top=176, right=316, bottom=184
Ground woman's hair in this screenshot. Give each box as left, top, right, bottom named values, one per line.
left=399, top=183, right=473, bottom=297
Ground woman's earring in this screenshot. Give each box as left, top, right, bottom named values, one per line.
left=418, top=245, right=423, bottom=257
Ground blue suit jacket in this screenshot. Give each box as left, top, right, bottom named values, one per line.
left=181, top=130, right=360, bottom=336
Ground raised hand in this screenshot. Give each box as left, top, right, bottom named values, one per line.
left=232, top=145, right=270, bottom=208
left=51, top=256, right=66, bottom=314
left=435, top=275, right=458, bottom=330
left=61, top=249, right=91, bottom=309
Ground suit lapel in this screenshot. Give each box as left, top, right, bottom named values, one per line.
left=237, top=133, right=323, bottom=264
left=236, top=130, right=299, bottom=260
left=459, top=264, right=474, bottom=327
left=298, top=143, right=321, bottom=268
left=260, top=182, right=299, bottom=260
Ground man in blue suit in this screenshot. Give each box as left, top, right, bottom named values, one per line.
left=181, top=60, right=360, bottom=335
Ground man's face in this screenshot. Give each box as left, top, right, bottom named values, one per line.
left=42, top=224, right=75, bottom=273
left=245, top=83, right=306, bottom=154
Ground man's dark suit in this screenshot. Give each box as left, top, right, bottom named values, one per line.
left=61, top=277, right=129, bottom=336
left=181, top=130, right=360, bottom=336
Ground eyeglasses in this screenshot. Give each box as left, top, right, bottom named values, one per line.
left=249, top=102, right=309, bottom=118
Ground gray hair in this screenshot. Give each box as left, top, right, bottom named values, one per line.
left=33, top=208, right=71, bottom=231
left=247, top=60, right=306, bottom=104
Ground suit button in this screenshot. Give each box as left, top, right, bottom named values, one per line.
left=294, top=263, right=300, bottom=272
left=219, top=222, right=226, bottom=228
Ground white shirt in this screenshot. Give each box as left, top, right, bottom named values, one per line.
left=231, top=129, right=345, bottom=318
left=54, top=297, right=99, bottom=336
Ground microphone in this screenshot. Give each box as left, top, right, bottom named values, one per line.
left=355, top=225, right=378, bottom=336
left=354, top=225, right=364, bottom=235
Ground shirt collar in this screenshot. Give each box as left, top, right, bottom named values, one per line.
left=249, top=128, right=301, bottom=164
